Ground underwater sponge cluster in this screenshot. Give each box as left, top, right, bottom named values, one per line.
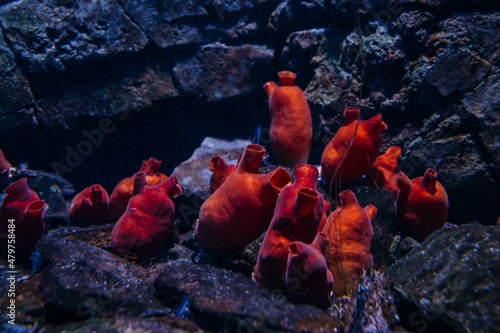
left=254, top=164, right=325, bottom=288
left=0, top=69, right=450, bottom=319
left=67, top=157, right=182, bottom=261
left=194, top=71, right=449, bottom=308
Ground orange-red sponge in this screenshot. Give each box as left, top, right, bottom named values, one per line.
left=286, top=233, right=333, bottom=309
left=1, top=178, right=46, bottom=257
left=264, top=71, right=312, bottom=167
left=321, top=107, right=387, bottom=185
left=109, top=157, right=168, bottom=219
left=396, top=168, right=448, bottom=241
left=323, top=190, right=376, bottom=295
left=111, top=176, right=181, bottom=260
left=195, top=144, right=291, bottom=250
left=254, top=164, right=325, bottom=288
left=69, top=184, right=112, bottom=225
left=365, top=146, right=401, bottom=198
left=208, top=156, right=238, bottom=193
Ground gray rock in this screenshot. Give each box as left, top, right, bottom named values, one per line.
left=398, top=236, right=420, bottom=258
left=172, top=137, right=250, bottom=232
left=155, top=258, right=343, bottom=332
left=0, top=107, right=38, bottom=134
left=425, top=48, right=491, bottom=97
left=461, top=72, right=500, bottom=177
left=0, top=29, right=36, bottom=133
left=398, top=0, right=500, bottom=10
left=0, top=0, right=148, bottom=74
left=46, top=317, right=202, bottom=333
left=35, top=235, right=165, bottom=322
left=117, top=0, right=271, bottom=49
left=394, top=12, right=498, bottom=114
left=387, top=224, right=500, bottom=332
left=390, top=11, right=435, bottom=57
left=268, top=0, right=328, bottom=33
left=20, top=168, right=73, bottom=227
left=343, top=24, right=403, bottom=68
left=173, top=42, right=273, bottom=102
left=427, top=13, right=500, bottom=66
left=35, top=62, right=179, bottom=128
left=281, top=29, right=329, bottom=80
left=172, top=136, right=250, bottom=199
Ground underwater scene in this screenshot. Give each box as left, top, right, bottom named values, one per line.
left=0, top=0, right=499, bottom=331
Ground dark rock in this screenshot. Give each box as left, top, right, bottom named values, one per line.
left=281, top=29, right=329, bottom=85
left=0, top=324, right=32, bottom=333
left=397, top=56, right=441, bottom=114
left=401, top=132, right=499, bottom=225
left=281, top=27, right=352, bottom=88
left=461, top=71, right=500, bottom=178
left=390, top=11, right=435, bottom=58
left=241, top=231, right=266, bottom=267
left=425, top=48, right=491, bottom=97
left=173, top=42, right=273, bottom=102
left=45, top=316, right=202, bottom=333
left=23, top=170, right=71, bottom=227
left=35, top=235, right=165, bottom=323
left=392, top=12, right=498, bottom=117
left=268, top=0, right=328, bottom=33
left=155, top=259, right=343, bottom=332
left=344, top=24, right=403, bottom=69
left=0, top=0, right=148, bottom=74
left=397, top=236, right=420, bottom=258
left=398, top=0, right=500, bottom=11
left=53, top=223, right=191, bottom=266
left=50, top=223, right=114, bottom=250
left=387, top=224, right=500, bottom=332
left=353, top=186, right=397, bottom=268
left=297, top=23, right=405, bottom=161
left=0, top=107, right=38, bottom=135
left=0, top=29, right=36, bottom=133
left=305, top=63, right=358, bottom=129
left=117, top=0, right=273, bottom=49
left=172, top=137, right=250, bottom=232
left=427, top=13, right=500, bottom=66
left=35, top=61, right=179, bottom=128
left=343, top=24, right=405, bottom=95
left=117, top=0, right=208, bottom=49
